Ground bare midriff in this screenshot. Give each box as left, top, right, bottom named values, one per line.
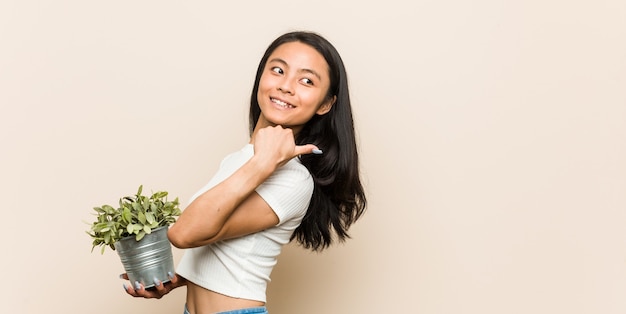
left=185, top=280, right=265, bottom=314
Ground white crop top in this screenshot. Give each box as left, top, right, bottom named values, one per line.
left=175, top=144, right=314, bottom=302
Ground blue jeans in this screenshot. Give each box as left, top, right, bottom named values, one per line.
left=184, top=304, right=268, bottom=314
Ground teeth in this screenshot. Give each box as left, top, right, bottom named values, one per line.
left=271, top=98, right=293, bottom=108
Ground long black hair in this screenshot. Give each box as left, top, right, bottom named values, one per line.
left=249, top=31, right=366, bottom=251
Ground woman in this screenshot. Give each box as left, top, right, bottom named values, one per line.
left=122, top=31, right=367, bottom=314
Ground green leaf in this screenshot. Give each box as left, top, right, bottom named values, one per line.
left=123, top=207, right=132, bottom=223
left=145, top=212, right=155, bottom=224
left=143, top=225, right=151, bottom=234
left=137, top=211, right=146, bottom=224
left=136, top=231, right=146, bottom=241
left=102, top=205, right=116, bottom=214
left=154, top=191, right=168, bottom=199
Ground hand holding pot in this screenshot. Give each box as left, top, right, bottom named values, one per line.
left=121, top=272, right=186, bottom=299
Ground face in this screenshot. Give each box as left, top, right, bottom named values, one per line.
left=256, top=41, right=335, bottom=135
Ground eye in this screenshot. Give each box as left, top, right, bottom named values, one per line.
left=300, top=78, right=314, bottom=85
left=270, top=66, right=283, bottom=74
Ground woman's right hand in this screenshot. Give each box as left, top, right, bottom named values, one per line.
left=252, top=125, right=320, bottom=169
left=121, top=272, right=186, bottom=299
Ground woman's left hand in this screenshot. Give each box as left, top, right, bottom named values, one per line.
left=120, top=272, right=186, bottom=299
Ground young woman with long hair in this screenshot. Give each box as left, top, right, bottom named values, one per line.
left=121, top=31, right=366, bottom=314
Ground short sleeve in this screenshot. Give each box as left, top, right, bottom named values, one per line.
left=255, top=158, right=314, bottom=224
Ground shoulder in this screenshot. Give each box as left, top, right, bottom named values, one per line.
left=263, top=157, right=313, bottom=193
left=256, top=158, right=313, bottom=223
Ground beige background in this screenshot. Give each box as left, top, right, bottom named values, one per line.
left=1, top=0, right=625, bottom=313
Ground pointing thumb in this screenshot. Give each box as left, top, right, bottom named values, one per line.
left=294, top=144, right=323, bottom=156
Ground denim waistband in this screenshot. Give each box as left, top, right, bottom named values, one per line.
left=184, top=304, right=268, bottom=314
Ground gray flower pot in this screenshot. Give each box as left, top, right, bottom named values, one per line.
left=114, top=226, right=175, bottom=289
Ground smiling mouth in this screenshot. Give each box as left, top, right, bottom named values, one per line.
left=271, top=97, right=294, bottom=108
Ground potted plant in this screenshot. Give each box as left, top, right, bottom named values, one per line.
left=87, top=185, right=181, bottom=289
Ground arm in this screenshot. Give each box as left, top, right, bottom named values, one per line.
left=168, top=125, right=319, bottom=248
left=168, top=157, right=276, bottom=248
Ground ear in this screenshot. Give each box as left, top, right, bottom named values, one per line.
left=316, top=95, right=336, bottom=115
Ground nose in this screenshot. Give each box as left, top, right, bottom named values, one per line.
left=277, top=78, right=294, bottom=95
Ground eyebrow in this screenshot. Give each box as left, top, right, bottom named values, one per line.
left=268, top=58, right=323, bottom=81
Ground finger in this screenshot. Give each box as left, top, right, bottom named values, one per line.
left=133, top=281, right=163, bottom=299
left=294, top=144, right=322, bottom=156
left=133, top=281, right=144, bottom=295
left=152, top=277, right=167, bottom=295
left=168, top=272, right=179, bottom=286
left=123, top=282, right=138, bottom=296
